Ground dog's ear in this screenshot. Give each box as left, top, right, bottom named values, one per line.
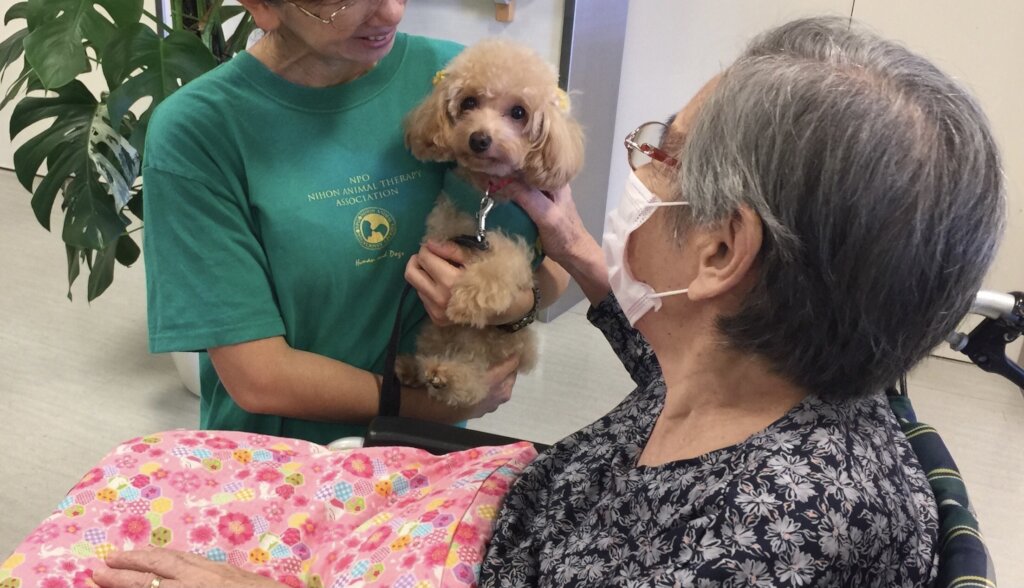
left=404, top=72, right=460, bottom=162
left=523, top=96, right=585, bottom=190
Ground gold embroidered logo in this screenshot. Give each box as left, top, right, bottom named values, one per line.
left=353, top=207, right=396, bottom=250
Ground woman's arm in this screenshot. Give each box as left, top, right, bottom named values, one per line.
left=208, top=337, right=518, bottom=423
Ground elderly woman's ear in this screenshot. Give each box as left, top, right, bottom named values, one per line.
left=685, top=205, right=763, bottom=302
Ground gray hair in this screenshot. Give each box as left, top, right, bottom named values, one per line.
left=677, top=17, right=1006, bottom=400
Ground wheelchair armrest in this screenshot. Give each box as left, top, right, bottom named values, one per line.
left=365, top=416, right=550, bottom=455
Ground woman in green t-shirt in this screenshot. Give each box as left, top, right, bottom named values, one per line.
left=142, top=0, right=570, bottom=445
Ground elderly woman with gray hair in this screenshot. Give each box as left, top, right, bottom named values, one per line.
left=487, top=16, right=1005, bottom=587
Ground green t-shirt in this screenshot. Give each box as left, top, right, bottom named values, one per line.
left=143, top=33, right=538, bottom=445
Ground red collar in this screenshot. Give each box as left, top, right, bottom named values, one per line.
left=487, top=177, right=515, bottom=195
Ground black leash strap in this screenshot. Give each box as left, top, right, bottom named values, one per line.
left=380, top=283, right=416, bottom=417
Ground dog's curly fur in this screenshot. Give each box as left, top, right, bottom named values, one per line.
left=399, top=38, right=584, bottom=407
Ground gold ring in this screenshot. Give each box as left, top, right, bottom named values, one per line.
left=150, top=577, right=163, bottom=588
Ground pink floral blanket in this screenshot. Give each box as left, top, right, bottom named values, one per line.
left=1, top=430, right=537, bottom=588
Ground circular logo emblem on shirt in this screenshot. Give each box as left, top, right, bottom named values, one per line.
left=353, top=207, right=396, bottom=250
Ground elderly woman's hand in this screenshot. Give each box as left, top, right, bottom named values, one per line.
left=93, top=549, right=286, bottom=588
left=505, top=183, right=593, bottom=265
left=506, top=183, right=610, bottom=304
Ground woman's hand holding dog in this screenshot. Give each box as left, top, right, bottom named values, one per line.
left=471, top=354, right=520, bottom=418
left=405, top=240, right=534, bottom=327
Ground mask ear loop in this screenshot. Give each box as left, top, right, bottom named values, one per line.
left=650, top=288, right=688, bottom=299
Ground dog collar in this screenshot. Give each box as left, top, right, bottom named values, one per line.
left=487, top=177, right=515, bottom=195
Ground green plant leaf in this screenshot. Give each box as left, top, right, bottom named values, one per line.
left=104, top=23, right=216, bottom=134
left=115, top=232, right=140, bottom=266
left=226, top=12, right=255, bottom=55
left=11, top=80, right=95, bottom=225
left=11, top=81, right=136, bottom=245
left=66, top=245, right=82, bottom=300
left=62, top=167, right=126, bottom=251
left=23, top=0, right=144, bottom=89
left=217, top=5, right=247, bottom=22
left=90, top=103, right=141, bottom=210
left=0, top=61, right=36, bottom=110
left=11, top=80, right=96, bottom=227
left=5, top=2, right=28, bottom=25
left=126, top=187, right=143, bottom=221
left=0, top=28, right=27, bottom=80
left=87, top=238, right=119, bottom=301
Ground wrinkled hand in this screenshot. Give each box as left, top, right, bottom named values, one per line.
left=466, top=354, right=520, bottom=419
left=405, top=240, right=470, bottom=327
left=93, top=549, right=285, bottom=588
left=505, top=183, right=595, bottom=267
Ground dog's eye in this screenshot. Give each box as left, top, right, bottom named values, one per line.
left=460, top=97, right=478, bottom=112
left=510, top=105, right=527, bottom=121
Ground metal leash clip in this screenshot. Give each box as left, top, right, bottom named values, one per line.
left=453, top=193, right=496, bottom=251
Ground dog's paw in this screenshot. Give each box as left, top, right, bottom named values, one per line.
left=395, top=355, right=422, bottom=387
left=421, top=358, right=488, bottom=407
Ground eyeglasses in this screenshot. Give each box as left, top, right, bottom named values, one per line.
left=284, top=0, right=382, bottom=26
left=624, top=121, right=679, bottom=170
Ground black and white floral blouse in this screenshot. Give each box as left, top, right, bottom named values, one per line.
left=480, top=295, right=939, bottom=587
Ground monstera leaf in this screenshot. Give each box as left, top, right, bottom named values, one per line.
left=0, top=0, right=250, bottom=300
left=104, top=23, right=216, bottom=148
left=0, top=3, right=32, bottom=109
left=22, top=0, right=143, bottom=89
left=11, top=80, right=138, bottom=245
left=0, top=28, right=27, bottom=80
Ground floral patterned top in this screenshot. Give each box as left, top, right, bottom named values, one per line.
left=480, top=295, right=939, bottom=587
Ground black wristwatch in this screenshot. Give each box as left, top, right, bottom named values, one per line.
left=496, top=285, right=540, bottom=333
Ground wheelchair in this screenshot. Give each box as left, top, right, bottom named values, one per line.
left=365, top=290, right=1022, bottom=587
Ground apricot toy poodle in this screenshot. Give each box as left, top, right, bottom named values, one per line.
left=399, top=38, right=585, bottom=407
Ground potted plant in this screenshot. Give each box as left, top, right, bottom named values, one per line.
left=0, top=0, right=254, bottom=301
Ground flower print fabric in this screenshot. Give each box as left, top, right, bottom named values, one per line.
left=480, top=295, right=940, bottom=587
left=2, top=431, right=536, bottom=588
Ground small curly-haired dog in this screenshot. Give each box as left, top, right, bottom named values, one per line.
left=399, top=38, right=584, bottom=407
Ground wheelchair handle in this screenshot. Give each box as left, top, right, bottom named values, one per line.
left=970, top=290, right=1021, bottom=322
left=947, top=290, right=1024, bottom=392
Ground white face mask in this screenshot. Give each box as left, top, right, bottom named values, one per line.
left=603, top=171, right=690, bottom=326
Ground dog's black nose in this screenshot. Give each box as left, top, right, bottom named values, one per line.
left=469, top=132, right=492, bottom=154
